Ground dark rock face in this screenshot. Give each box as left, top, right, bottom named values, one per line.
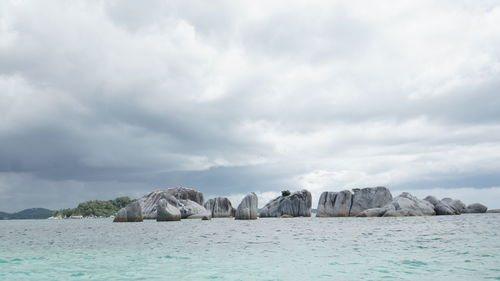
left=235, top=193, right=258, bottom=220
left=113, top=201, right=143, bottom=222
left=138, top=187, right=207, bottom=219
left=464, top=203, right=488, bottom=213
left=156, top=198, right=181, bottom=221
left=424, top=196, right=457, bottom=215
left=349, top=187, right=393, bottom=216
left=316, top=190, right=352, bottom=217
left=259, top=190, right=312, bottom=217
left=204, top=197, right=235, bottom=218
left=441, top=198, right=466, bottom=214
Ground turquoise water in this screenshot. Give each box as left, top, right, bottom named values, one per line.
left=1, top=214, right=499, bottom=280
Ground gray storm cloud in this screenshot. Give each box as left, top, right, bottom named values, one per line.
left=1, top=0, right=500, bottom=211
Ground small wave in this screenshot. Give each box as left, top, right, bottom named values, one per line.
left=160, top=255, right=190, bottom=260
left=400, top=260, right=427, bottom=267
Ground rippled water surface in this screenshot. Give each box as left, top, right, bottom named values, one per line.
left=1, top=214, right=499, bottom=280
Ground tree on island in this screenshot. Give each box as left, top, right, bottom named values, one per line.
left=281, top=190, right=291, bottom=196
left=54, top=197, right=135, bottom=217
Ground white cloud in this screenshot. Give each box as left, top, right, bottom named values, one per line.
left=1, top=0, right=500, bottom=211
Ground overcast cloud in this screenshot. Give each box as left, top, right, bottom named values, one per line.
left=1, top=0, right=500, bottom=212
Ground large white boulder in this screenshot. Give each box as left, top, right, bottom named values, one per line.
left=349, top=187, right=393, bottom=216
left=235, top=193, right=258, bottom=220
left=113, top=201, right=143, bottom=222
left=204, top=197, right=235, bottom=218
left=156, top=198, right=181, bottom=221
left=316, top=190, right=352, bottom=217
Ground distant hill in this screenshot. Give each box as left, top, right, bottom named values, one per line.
left=0, top=208, right=54, bottom=220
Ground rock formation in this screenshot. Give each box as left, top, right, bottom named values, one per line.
left=235, top=193, right=258, bottom=220
left=357, top=207, right=390, bottom=217
left=357, top=193, right=491, bottom=217
left=204, top=197, right=236, bottom=218
left=259, top=190, right=312, bottom=217
left=464, top=203, right=488, bottom=213
left=156, top=198, right=181, bottom=221
left=357, top=192, right=435, bottom=217
left=137, top=187, right=207, bottom=219
left=424, top=196, right=457, bottom=215
left=176, top=200, right=207, bottom=219
left=382, top=192, right=436, bottom=216
left=186, top=209, right=212, bottom=219
left=441, top=198, right=466, bottom=214
left=349, top=187, right=393, bottom=216
left=113, top=201, right=143, bottom=222
left=316, top=190, right=352, bottom=217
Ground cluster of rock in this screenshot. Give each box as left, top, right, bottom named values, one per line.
left=135, top=187, right=206, bottom=220
left=316, top=187, right=393, bottom=217
left=316, top=186, right=489, bottom=217
left=423, top=196, right=462, bottom=215
left=114, top=186, right=491, bottom=222
left=114, top=187, right=214, bottom=222
left=114, top=187, right=256, bottom=222
left=259, top=190, right=312, bottom=217
left=358, top=192, right=435, bottom=217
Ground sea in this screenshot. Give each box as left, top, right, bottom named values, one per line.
left=0, top=214, right=499, bottom=281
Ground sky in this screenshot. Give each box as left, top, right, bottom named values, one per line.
left=1, top=0, right=500, bottom=212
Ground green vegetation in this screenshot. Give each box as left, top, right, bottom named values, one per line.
left=54, top=197, right=135, bottom=217
left=281, top=190, right=291, bottom=196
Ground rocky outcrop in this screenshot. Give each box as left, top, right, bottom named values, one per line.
left=358, top=192, right=435, bottom=217
left=113, top=201, right=143, bottom=222
left=138, top=187, right=207, bottom=219
left=424, top=196, right=457, bottom=215
left=176, top=200, right=207, bottom=219
left=166, top=187, right=204, bottom=205
left=464, top=203, right=488, bottom=213
left=259, top=190, right=312, bottom=217
left=235, top=193, right=258, bottom=220
left=204, top=197, right=235, bottom=218
left=316, top=190, right=352, bottom=217
left=156, top=198, right=181, bottom=221
left=383, top=192, right=435, bottom=216
left=186, top=209, right=212, bottom=219
left=441, top=198, right=466, bottom=214
left=357, top=207, right=391, bottom=217
left=349, top=187, right=393, bottom=216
